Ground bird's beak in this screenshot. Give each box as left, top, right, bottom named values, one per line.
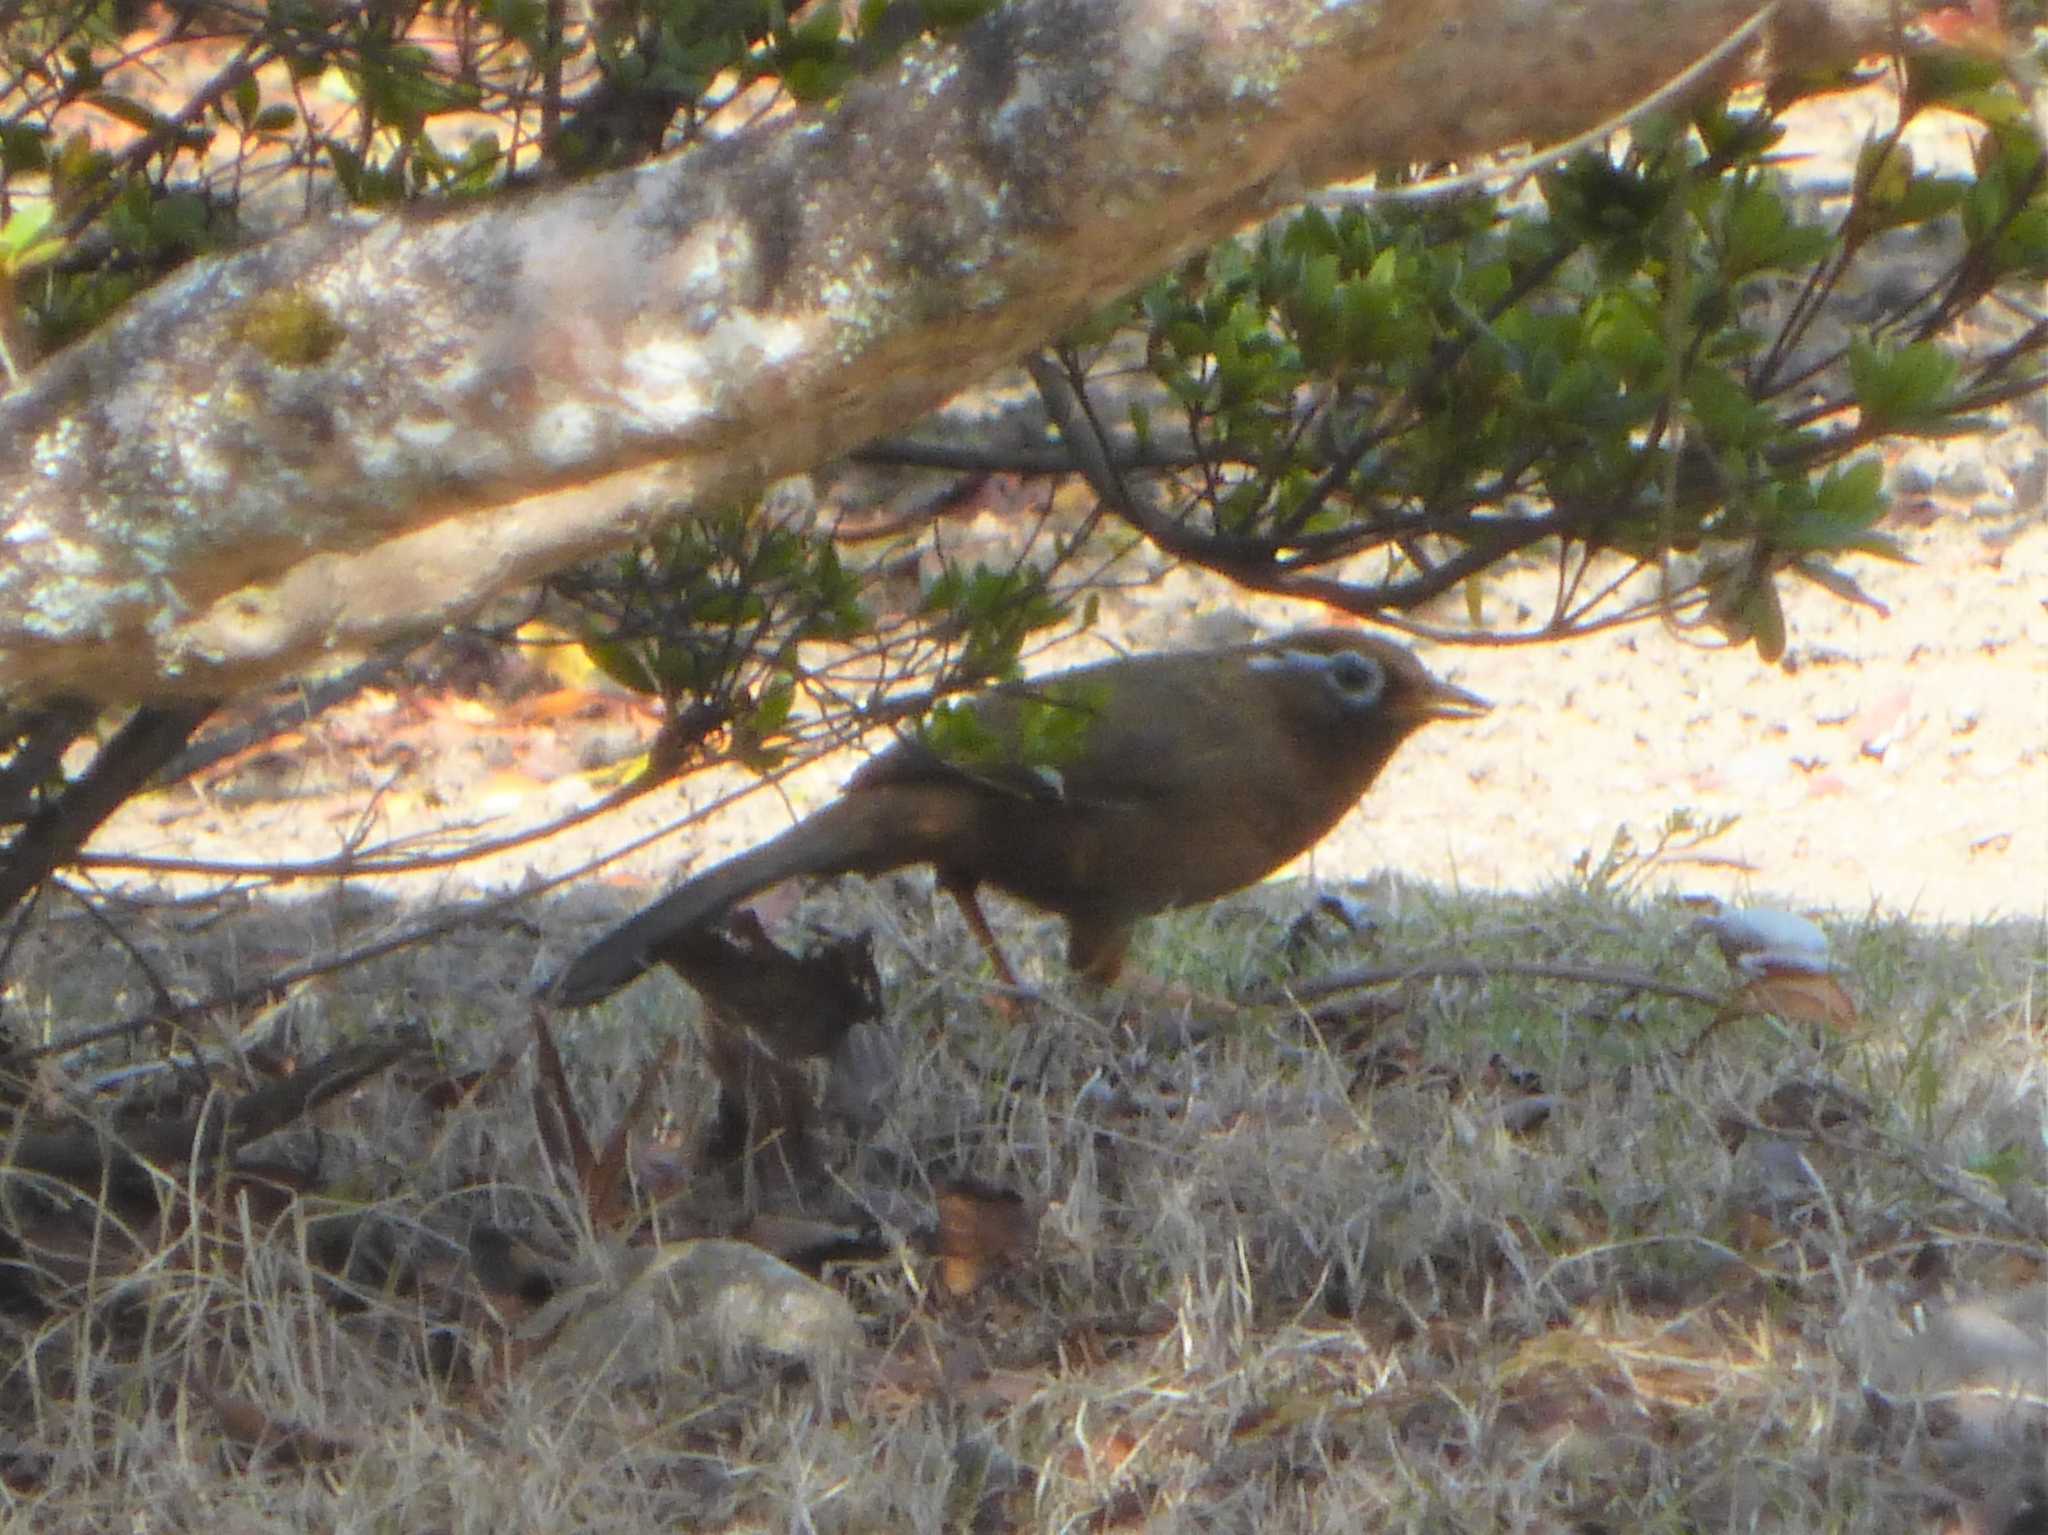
left=1413, top=677, right=1491, bottom=721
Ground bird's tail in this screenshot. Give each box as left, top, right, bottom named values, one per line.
left=541, top=795, right=898, bottom=1007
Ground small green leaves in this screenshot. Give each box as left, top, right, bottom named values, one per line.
left=730, top=678, right=795, bottom=771
left=1707, top=560, right=1789, bottom=664
left=1905, top=42, right=2025, bottom=127
left=563, top=499, right=893, bottom=780
left=0, top=205, right=65, bottom=278
left=1686, top=365, right=1777, bottom=453
left=582, top=638, right=660, bottom=696
left=322, top=138, right=405, bottom=207
left=223, top=73, right=298, bottom=138
left=921, top=563, right=1067, bottom=687
left=1062, top=65, right=2035, bottom=664
left=1541, top=151, right=1675, bottom=275
left=86, top=90, right=212, bottom=150
left=751, top=0, right=999, bottom=106
left=918, top=699, right=1003, bottom=774
left=1717, top=180, right=1832, bottom=279
left=0, top=121, right=46, bottom=176
left=349, top=40, right=481, bottom=138
left=1584, top=286, right=1666, bottom=381
left=920, top=678, right=1107, bottom=788
left=1845, top=138, right=1966, bottom=241
left=1849, top=340, right=1960, bottom=435
left=1769, top=458, right=1895, bottom=556
left=771, top=4, right=858, bottom=103
left=1692, top=100, right=1782, bottom=163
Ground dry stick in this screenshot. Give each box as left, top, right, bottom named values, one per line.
left=154, top=639, right=423, bottom=787
left=2, top=1026, right=424, bottom=1190
left=1716, top=1109, right=2046, bottom=1242
left=0, top=697, right=95, bottom=823
left=1243, top=957, right=1724, bottom=1010
left=24, top=706, right=891, bottom=1061
left=0, top=700, right=215, bottom=924
left=10, top=893, right=520, bottom=1062
left=56, top=877, right=183, bottom=1023
left=72, top=776, right=650, bottom=880
left=1329, top=2, right=1782, bottom=210
left=588, top=1032, right=683, bottom=1227
left=829, top=470, right=993, bottom=543
left=69, top=680, right=939, bottom=883
left=74, top=691, right=688, bottom=882
left=530, top=1007, right=595, bottom=1187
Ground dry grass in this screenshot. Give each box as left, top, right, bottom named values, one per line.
left=1, top=868, right=2042, bottom=1534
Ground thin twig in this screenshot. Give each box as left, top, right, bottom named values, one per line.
left=11, top=895, right=518, bottom=1061
left=0, top=701, right=216, bottom=925
left=1327, top=3, right=1783, bottom=208
left=1244, top=956, right=1724, bottom=1009
left=155, top=641, right=422, bottom=787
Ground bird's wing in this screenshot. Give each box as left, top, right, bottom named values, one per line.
left=845, top=732, right=1069, bottom=803
left=848, top=660, right=1225, bottom=808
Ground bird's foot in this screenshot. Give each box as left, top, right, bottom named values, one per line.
left=983, top=980, right=1048, bottom=1023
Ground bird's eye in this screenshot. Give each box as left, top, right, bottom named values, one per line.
left=1327, top=651, right=1385, bottom=703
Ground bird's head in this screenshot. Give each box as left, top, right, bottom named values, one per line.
left=1248, top=629, right=1490, bottom=744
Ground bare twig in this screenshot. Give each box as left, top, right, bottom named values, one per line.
left=1245, top=955, right=1724, bottom=1009
left=155, top=642, right=423, bottom=787
left=1, top=1025, right=425, bottom=1191
left=0, top=702, right=215, bottom=925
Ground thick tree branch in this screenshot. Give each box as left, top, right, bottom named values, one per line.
left=0, top=0, right=1887, bottom=703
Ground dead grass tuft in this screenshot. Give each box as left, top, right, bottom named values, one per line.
left=2, top=873, right=2043, bottom=1531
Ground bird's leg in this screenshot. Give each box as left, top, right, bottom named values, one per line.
left=938, top=873, right=1026, bottom=994
left=1065, top=918, right=1134, bottom=988
left=1069, top=916, right=1245, bottom=1041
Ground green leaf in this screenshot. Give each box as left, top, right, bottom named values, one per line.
left=1738, top=573, right=1786, bottom=663
left=1906, top=45, right=2030, bottom=130
left=1719, top=180, right=1832, bottom=278
left=0, top=204, right=64, bottom=273
left=582, top=638, right=658, bottom=695
left=1907, top=44, right=2008, bottom=104
left=922, top=0, right=998, bottom=27
left=0, top=124, right=47, bottom=176
left=1771, top=458, right=1888, bottom=551
left=1584, top=287, right=1665, bottom=380
left=732, top=678, right=795, bottom=771
left=1686, top=366, right=1774, bottom=450
left=1693, top=101, right=1781, bottom=162
left=1848, top=339, right=1959, bottom=432
left=1993, top=206, right=2048, bottom=276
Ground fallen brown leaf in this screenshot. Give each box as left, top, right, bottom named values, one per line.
left=934, top=1179, right=1035, bottom=1297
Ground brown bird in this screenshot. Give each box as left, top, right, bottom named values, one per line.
left=545, top=628, right=1488, bottom=1006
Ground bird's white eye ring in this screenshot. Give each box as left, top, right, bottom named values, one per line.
left=1326, top=650, right=1385, bottom=704
left=1248, top=646, right=1386, bottom=705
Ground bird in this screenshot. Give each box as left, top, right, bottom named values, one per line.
left=544, top=627, right=1489, bottom=1007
